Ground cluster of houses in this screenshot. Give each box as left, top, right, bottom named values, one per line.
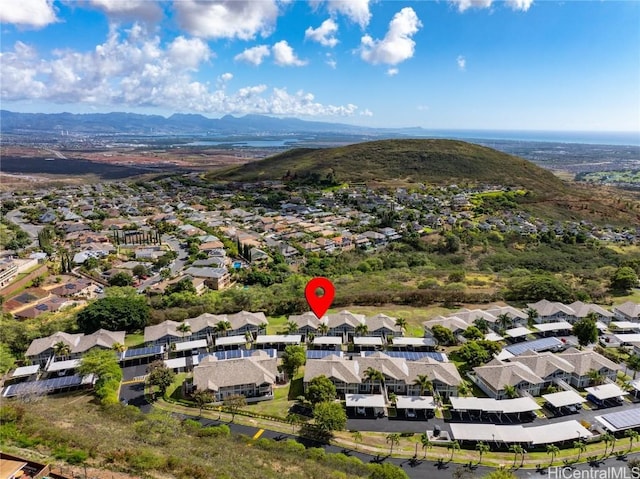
left=423, top=300, right=640, bottom=347
left=5, top=301, right=639, bottom=413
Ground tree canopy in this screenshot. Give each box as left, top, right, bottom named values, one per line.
left=306, top=375, right=337, bottom=405
left=313, top=401, right=347, bottom=433
left=281, top=345, right=306, bottom=378
left=77, top=295, right=150, bottom=333
left=77, top=349, right=122, bottom=405
left=572, top=317, right=599, bottom=347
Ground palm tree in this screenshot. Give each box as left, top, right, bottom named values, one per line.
left=177, top=322, right=191, bottom=339
left=457, top=380, right=472, bottom=397
left=524, top=308, right=538, bottom=328
left=503, top=384, right=518, bottom=399
left=448, top=440, right=460, bottom=462
left=355, top=324, right=369, bottom=337
left=53, top=341, right=71, bottom=359
left=215, top=320, right=231, bottom=337
left=285, top=321, right=299, bottom=334
left=244, top=330, right=253, bottom=343
left=602, top=433, right=615, bottom=458
left=587, top=369, right=604, bottom=386
left=395, top=317, right=408, bottom=336
left=627, top=354, right=640, bottom=380
left=193, top=390, right=214, bottom=416
left=388, top=392, right=398, bottom=409
left=286, top=412, right=301, bottom=433
left=626, top=429, right=639, bottom=453
left=352, top=430, right=363, bottom=451
left=473, top=318, right=489, bottom=334
left=476, top=441, right=490, bottom=465
left=364, top=367, right=385, bottom=395
left=386, top=433, right=400, bottom=456
left=573, top=440, right=587, bottom=462
left=509, top=444, right=522, bottom=468
left=111, top=342, right=126, bottom=353
left=413, top=374, right=434, bottom=396
left=497, top=313, right=512, bottom=331
left=585, top=311, right=599, bottom=323
left=420, top=432, right=432, bottom=459
left=317, top=323, right=330, bottom=336
left=546, top=444, right=559, bottom=466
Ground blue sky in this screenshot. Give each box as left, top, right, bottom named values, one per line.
left=1, top=0, right=638, bottom=131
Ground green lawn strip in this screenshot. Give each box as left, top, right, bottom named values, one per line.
left=124, top=333, right=144, bottom=348
left=267, top=315, right=288, bottom=334
left=154, top=397, right=640, bottom=469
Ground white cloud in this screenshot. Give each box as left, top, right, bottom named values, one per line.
left=506, top=0, right=533, bottom=11
left=0, top=0, right=58, bottom=28
left=360, top=108, right=373, bottom=116
left=234, top=45, right=271, bottom=65
left=174, top=0, right=279, bottom=40
left=386, top=68, right=399, bottom=76
left=168, top=36, right=212, bottom=70
left=86, top=0, right=162, bottom=22
left=449, top=0, right=493, bottom=12
left=0, top=29, right=360, bottom=117
left=457, top=55, right=466, bottom=71
left=327, top=0, right=371, bottom=28
left=272, top=40, right=307, bottom=67
left=325, top=53, right=337, bottom=69
left=360, top=7, right=422, bottom=66
left=450, top=0, right=532, bottom=12
left=305, top=18, right=338, bottom=47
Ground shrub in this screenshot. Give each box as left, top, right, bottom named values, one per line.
left=54, top=448, right=88, bottom=465
left=127, top=449, right=164, bottom=471
left=305, top=447, right=326, bottom=461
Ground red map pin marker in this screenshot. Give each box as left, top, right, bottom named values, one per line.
left=305, top=277, right=335, bottom=319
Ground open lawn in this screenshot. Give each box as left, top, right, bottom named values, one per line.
left=124, top=333, right=144, bottom=348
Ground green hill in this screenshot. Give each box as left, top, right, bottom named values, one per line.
left=211, top=139, right=564, bottom=193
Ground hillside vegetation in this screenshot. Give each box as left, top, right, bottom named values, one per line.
left=211, top=139, right=563, bottom=193
left=210, top=139, right=640, bottom=224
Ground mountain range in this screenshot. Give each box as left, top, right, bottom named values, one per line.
left=0, top=110, right=423, bottom=137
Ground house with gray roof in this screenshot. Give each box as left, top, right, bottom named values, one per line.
left=303, top=352, right=462, bottom=399
left=473, top=359, right=545, bottom=399
left=25, top=332, right=83, bottom=366
left=568, top=301, right=613, bottom=325
left=527, top=300, right=575, bottom=323
left=71, top=329, right=125, bottom=358
left=366, top=314, right=402, bottom=340
left=326, top=310, right=366, bottom=341
left=193, top=350, right=277, bottom=402
left=144, top=320, right=190, bottom=346
left=613, top=301, right=640, bottom=322
left=557, top=347, right=621, bottom=388
left=507, top=350, right=574, bottom=389
left=183, top=266, right=230, bottom=290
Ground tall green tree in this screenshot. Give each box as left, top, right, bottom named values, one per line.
left=281, top=345, right=306, bottom=378
left=148, top=361, right=175, bottom=397
left=610, top=267, right=638, bottom=292
left=78, top=349, right=122, bottom=405
left=313, top=401, right=346, bottom=433
left=77, top=296, right=150, bottom=333
left=573, top=318, right=599, bottom=347
left=306, top=375, right=337, bottom=405
left=386, top=433, right=400, bottom=455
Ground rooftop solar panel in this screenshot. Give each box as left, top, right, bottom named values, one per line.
left=361, top=351, right=447, bottom=362
left=504, top=337, right=563, bottom=356
left=3, top=375, right=84, bottom=398
left=600, top=409, right=640, bottom=431
left=201, top=349, right=278, bottom=362
left=306, top=350, right=342, bottom=359
left=123, top=345, right=163, bottom=359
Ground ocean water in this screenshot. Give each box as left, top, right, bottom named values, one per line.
left=419, top=130, right=640, bottom=147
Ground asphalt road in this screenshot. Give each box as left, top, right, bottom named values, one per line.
left=118, top=366, right=640, bottom=479
left=5, top=209, right=43, bottom=248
